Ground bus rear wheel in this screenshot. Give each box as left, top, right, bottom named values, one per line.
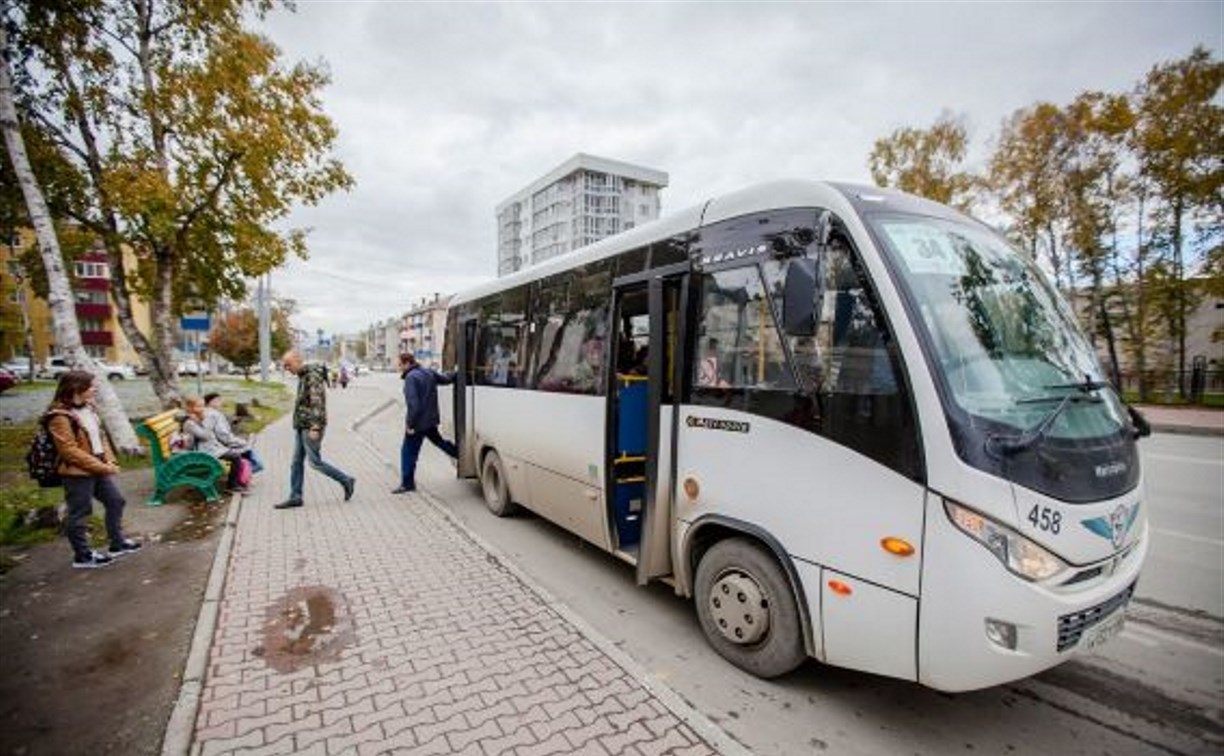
left=694, top=537, right=805, bottom=678
left=480, top=450, right=517, bottom=517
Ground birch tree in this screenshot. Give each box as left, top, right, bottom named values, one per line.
left=11, top=0, right=352, bottom=407
left=0, top=4, right=140, bottom=451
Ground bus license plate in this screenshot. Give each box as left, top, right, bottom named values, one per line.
left=1080, top=609, right=1126, bottom=652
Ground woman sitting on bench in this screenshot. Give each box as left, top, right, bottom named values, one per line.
left=181, top=396, right=255, bottom=493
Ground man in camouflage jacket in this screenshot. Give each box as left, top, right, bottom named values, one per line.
left=276, top=350, right=356, bottom=509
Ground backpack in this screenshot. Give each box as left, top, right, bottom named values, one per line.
left=26, top=411, right=77, bottom=488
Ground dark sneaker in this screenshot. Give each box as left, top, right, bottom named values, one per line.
left=391, top=486, right=414, bottom=495
left=274, top=499, right=304, bottom=510
left=343, top=478, right=356, bottom=502
left=108, top=539, right=143, bottom=557
left=73, top=550, right=114, bottom=569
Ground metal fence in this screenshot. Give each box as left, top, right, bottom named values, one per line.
left=1115, top=358, right=1224, bottom=403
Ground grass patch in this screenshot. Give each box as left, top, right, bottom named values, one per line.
left=211, top=382, right=291, bottom=436
left=0, top=422, right=69, bottom=547
left=5, top=380, right=51, bottom=394
left=0, top=421, right=152, bottom=547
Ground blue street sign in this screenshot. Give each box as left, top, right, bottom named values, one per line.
left=180, top=313, right=211, bottom=331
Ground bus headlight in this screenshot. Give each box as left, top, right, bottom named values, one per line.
left=944, top=499, right=1068, bottom=582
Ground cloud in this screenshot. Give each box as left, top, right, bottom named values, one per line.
left=257, top=1, right=1220, bottom=336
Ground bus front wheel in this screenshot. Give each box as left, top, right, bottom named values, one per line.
left=480, top=450, right=517, bottom=517
left=694, top=538, right=805, bottom=678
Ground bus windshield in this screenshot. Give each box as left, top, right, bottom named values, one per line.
left=868, top=212, right=1138, bottom=500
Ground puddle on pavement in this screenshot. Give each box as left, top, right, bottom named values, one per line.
left=255, top=585, right=354, bottom=673
left=162, top=501, right=227, bottom=543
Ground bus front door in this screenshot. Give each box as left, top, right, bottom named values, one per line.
left=609, top=274, right=688, bottom=585
left=454, top=317, right=478, bottom=478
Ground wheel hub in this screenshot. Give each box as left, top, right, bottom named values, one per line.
left=708, top=571, right=769, bottom=645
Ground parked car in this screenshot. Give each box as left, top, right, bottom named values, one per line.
left=39, top=356, right=136, bottom=380
left=0, top=367, right=15, bottom=394
left=96, top=361, right=136, bottom=380
left=40, top=356, right=70, bottom=379
left=1, top=358, right=34, bottom=380
left=177, top=359, right=211, bottom=377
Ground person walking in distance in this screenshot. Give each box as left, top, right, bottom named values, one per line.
left=393, top=352, right=458, bottom=494
left=276, top=350, right=356, bottom=509
left=46, top=370, right=141, bottom=568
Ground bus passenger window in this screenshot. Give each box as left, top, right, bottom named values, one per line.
left=531, top=264, right=611, bottom=395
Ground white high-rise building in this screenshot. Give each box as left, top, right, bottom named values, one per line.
left=496, top=153, right=668, bottom=277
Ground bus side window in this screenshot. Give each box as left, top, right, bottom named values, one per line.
left=694, top=266, right=794, bottom=391
left=816, top=236, right=919, bottom=478
left=531, top=263, right=612, bottom=395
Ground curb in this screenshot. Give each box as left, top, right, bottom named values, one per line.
left=349, top=401, right=752, bottom=756
left=159, top=477, right=247, bottom=756
left=1149, top=422, right=1224, bottom=438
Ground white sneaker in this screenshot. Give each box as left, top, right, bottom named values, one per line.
left=107, top=539, right=143, bottom=558
left=73, top=550, right=114, bottom=569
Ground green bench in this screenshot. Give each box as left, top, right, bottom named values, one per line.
left=136, top=409, right=226, bottom=506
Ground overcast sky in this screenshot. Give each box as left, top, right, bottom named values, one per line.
left=257, top=1, right=1221, bottom=339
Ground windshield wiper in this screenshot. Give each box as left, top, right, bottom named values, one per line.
left=987, top=393, right=1101, bottom=456
left=1043, top=374, right=1110, bottom=394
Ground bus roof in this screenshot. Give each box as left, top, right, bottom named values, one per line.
left=451, top=178, right=962, bottom=307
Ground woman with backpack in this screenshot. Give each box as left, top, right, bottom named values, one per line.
left=45, top=370, right=141, bottom=569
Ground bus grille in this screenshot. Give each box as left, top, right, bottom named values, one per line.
left=1056, top=582, right=1135, bottom=652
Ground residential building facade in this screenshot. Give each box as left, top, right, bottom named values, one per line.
left=400, top=293, right=451, bottom=368
left=1, top=234, right=152, bottom=366
left=496, top=153, right=668, bottom=276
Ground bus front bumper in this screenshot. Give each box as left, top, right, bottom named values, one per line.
left=917, top=502, right=1148, bottom=692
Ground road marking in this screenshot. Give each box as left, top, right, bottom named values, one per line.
left=1151, top=528, right=1224, bottom=547
left=1143, top=453, right=1223, bottom=466
left=1122, top=623, right=1224, bottom=657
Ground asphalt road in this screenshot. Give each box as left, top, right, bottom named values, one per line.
left=1136, top=433, right=1224, bottom=618
left=361, top=374, right=1222, bottom=755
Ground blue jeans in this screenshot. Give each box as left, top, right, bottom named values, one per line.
left=400, top=426, right=458, bottom=489
left=289, top=429, right=352, bottom=501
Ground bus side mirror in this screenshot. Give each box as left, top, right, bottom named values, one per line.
left=783, top=258, right=818, bottom=337
left=1126, top=404, right=1152, bottom=439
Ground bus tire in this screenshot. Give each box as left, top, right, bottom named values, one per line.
left=480, top=450, right=517, bottom=517
left=694, top=537, right=805, bottom=678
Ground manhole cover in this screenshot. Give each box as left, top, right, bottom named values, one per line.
left=256, top=585, right=354, bottom=672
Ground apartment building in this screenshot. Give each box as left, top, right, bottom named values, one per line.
left=1, top=235, right=152, bottom=365
left=400, top=293, right=451, bottom=368
left=496, top=153, right=668, bottom=277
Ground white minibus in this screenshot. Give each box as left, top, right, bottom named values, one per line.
left=438, top=180, right=1149, bottom=691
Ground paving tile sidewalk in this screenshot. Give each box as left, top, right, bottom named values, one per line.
left=189, top=385, right=725, bottom=756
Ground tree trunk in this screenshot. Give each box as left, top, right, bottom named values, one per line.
left=147, top=246, right=181, bottom=403
left=1104, top=211, right=1123, bottom=390
left=1172, top=198, right=1186, bottom=398
left=1135, top=191, right=1149, bottom=402
left=100, top=230, right=181, bottom=405
left=0, top=22, right=141, bottom=452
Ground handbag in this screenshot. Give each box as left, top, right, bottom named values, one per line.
left=235, top=457, right=253, bottom=487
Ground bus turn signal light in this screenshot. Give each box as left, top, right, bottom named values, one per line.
left=828, top=580, right=853, bottom=596
left=881, top=537, right=915, bottom=557
left=682, top=477, right=700, bottom=501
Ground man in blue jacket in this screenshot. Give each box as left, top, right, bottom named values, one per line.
left=394, top=352, right=458, bottom=494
